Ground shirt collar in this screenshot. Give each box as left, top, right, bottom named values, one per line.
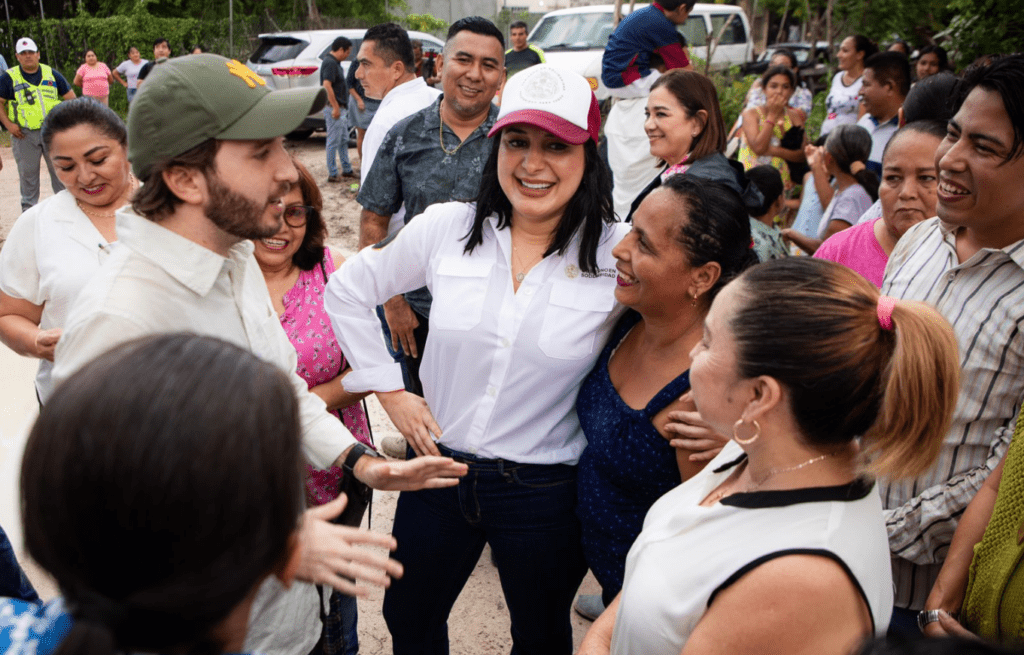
left=115, top=208, right=253, bottom=296
left=425, top=95, right=499, bottom=134
left=936, top=219, right=1024, bottom=271
left=866, top=113, right=899, bottom=129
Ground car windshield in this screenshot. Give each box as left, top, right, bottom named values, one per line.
left=531, top=13, right=615, bottom=50
left=250, top=37, right=309, bottom=64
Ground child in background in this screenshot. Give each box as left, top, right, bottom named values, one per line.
left=746, top=165, right=789, bottom=262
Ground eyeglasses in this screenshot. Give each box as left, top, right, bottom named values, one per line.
left=283, top=205, right=314, bottom=228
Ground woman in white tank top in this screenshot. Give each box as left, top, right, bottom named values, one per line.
left=579, top=257, right=960, bottom=655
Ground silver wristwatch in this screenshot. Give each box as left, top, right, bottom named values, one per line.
left=917, top=609, right=942, bottom=631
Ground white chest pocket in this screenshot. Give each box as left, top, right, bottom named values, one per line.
left=430, top=257, right=495, bottom=331
left=538, top=280, right=616, bottom=360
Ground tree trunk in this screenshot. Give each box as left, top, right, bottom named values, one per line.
left=775, top=0, right=790, bottom=44
left=613, top=0, right=623, bottom=27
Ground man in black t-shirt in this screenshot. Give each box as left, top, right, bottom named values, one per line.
left=137, top=38, right=171, bottom=86
left=321, top=36, right=354, bottom=181
left=0, top=37, right=76, bottom=210
left=504, top=20, right=545, bottom=78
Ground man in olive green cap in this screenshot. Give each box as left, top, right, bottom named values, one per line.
left=52, top=53, right=467, bottom=655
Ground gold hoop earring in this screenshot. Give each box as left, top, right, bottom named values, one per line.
left=733, top=418, right=760, bottom=445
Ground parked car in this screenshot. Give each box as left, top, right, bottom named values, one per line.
left=529, top=4, right=753, bottom=100
left=248, top=29, right=445, bottom=140
left=740, top=41, right=833, bottom=93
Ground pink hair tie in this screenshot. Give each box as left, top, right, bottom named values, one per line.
left=877, top=296, right=897, bottom=331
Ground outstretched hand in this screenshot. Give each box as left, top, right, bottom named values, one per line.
left=663, top=391, right=730, bottom=463
left=355, top=454, right=467, bottom=491
left=293, top=494, right=403, bottom=596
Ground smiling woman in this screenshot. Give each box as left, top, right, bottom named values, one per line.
left=324, top=64, right=625, bottom=653
left=0, top=98, right=136, bottom=402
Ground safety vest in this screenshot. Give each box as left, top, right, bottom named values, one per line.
left=6, top=64, right=62, bottom=130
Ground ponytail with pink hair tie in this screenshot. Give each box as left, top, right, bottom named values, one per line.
left=877, top=295, right=896, bottom=331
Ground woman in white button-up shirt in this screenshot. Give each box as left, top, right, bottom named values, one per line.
left=326, top=65, right=626, bottom=654
left=0, top=98, right=136, bottom=403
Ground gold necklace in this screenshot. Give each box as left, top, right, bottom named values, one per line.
left=512, top=244, right=544, bottom=283
left=748, top=452, right=835, bottom=490
left=704, top=451, right=836, bottom=505
left=438, top=105, right=463, bottom=156
left=74, top=173, right=137, bottom=219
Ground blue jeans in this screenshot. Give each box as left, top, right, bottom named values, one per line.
left=127, top=87, right=137, bottom=102
left=383, top=446, right=587, bottom=655
left=324, top=106, right=352, bottom=177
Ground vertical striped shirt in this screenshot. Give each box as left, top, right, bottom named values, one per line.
left=880, top=217, right=1024, bottom=609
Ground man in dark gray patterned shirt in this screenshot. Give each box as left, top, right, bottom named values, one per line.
left=357, top=16, right=505, bottom=409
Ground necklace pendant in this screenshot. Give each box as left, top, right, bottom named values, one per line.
left=516, top=272, right=525, bottom=283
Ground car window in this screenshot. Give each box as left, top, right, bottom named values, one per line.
left=710, top=13, right=746, bottom=45
left=250, top=37, right=310, bottom=64
left=531, top=12, right=616, bottom=50
left=679, top=15, right=707, bottom=47
left=317, top=38, right=363, bottom=61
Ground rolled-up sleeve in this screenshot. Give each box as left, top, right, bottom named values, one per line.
left=325, top=204, right=454, bottom=393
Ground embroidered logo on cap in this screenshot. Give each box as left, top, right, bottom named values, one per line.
left=519, top=68, right=564, bottom=105
left=227, top=60, right=266, bottom=88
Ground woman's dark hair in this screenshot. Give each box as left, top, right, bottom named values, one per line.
left=881, top=119, right=947, bottom=163
left=22, top=334, right=304, bottom=655
left=760, top=64, right=797, bottom=93
left=289, top=157, right=329, bottom=271
left=85, top=49, right=96, bottom=57
left=132, top=139, right=219, bottom=221
left=953, top=54, right=1024, bottom=163
left=770, top=48, right=797, bottom=69
left=744, top=164, right=784, bottom=217
left=902, top=71, right=957, bottom=123
left=466, top=135, right=614, bottom=273
left=825, top=123, right=879, bottom=201
left=42, top=97, right=127, bottom=152
left=649, top=70, right=726, bottom=161
left=657, top=175, right=756, bottom=303
left=729, top=258, right=959, bottom=478
left=917, top=44, right=949, bottom=72
left=850, top=34, right=878, bottom=59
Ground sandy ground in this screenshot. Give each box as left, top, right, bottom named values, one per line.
left=0, top=139, right=600, bottom=654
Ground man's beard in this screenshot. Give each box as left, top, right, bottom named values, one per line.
left=204, top=174, right=283, bottom=241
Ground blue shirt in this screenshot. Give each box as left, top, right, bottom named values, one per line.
left=357, top=95, right=498, bottom=315
left=0, top=597, right=72, bottom=655
left=601, top=3, right=689, bottom=89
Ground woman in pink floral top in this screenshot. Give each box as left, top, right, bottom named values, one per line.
left=253, top=158, right=370, bottom=655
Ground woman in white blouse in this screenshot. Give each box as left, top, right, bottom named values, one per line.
left=0, top=98, right=136, bottom=402
left=325, top=65, right=625, bottom=654
left=578, top=257, right=960, bottom=655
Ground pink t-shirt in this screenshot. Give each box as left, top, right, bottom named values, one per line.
left=814, top=218, right=888, bottom=288
left=76, top=62, right=111, bottom=98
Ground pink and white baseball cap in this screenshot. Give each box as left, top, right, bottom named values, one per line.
left=489, top=64, right=600, bottom=145
left=16, top=38, right=38, bottom=53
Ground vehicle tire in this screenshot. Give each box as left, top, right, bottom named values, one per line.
left=348, top=124, right=358, bottom=149
left=286, top=129, right=314, bottom=141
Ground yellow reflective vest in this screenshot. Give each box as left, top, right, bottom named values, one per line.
left=6, top=64, right=62, bottom=130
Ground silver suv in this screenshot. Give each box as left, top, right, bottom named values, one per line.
left=248, top=28, right=445, bottom=139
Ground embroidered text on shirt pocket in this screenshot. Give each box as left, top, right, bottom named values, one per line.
left=538, top=281, right=615, bottom=360
left=431, top=257, right=494, bottom=331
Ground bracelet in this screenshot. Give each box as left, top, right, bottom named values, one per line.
left=342, top=443, right=383, bottom=476
left=917, top=609, right=948, bottom=631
